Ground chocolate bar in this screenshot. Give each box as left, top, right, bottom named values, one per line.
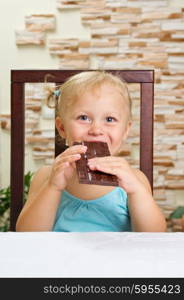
left=74, top=141, right=119, bottom=186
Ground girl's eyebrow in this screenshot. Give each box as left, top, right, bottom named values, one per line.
left=71, top=108, right=122, bottom=117
left=105, top=112, right=121, bottom=117
left=74, top=111, right=89, bottom=115
left=107, top=111, right=119, bottom=115
left=70, top=111, right=90, bottom=118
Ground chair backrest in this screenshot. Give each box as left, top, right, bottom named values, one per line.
left=10, top=69, right=154, bottom=231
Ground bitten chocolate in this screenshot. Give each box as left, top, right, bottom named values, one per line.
left=74, top=141, right=119, bottom=186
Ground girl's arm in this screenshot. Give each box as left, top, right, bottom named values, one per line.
left=16, top=166, right=61, bottom=231
left=16, top=144, right=87, bottom=231
left=127, top=169, right=167, bottom=232
left=88, top=156, right=167, bottom=232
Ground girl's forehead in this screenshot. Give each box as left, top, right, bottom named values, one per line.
left=68, top=92, right=128, bottom=118
left=63, top=82, right=131, bottom=117
left=76, top=83, right=126, bottom=101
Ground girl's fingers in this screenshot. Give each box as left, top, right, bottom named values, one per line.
left=56, top=162, right=71, bottom=173
left=89, top=163, right=119, bottom=176
left=88, top=156, right=128, bottom=165
left=56, top=153, right=81, bottom=165
left=88, top=160, right=128, bottom=170
left=56, top=145, right=87, bottom=160
left=54, top=160, right=75, bottom=173
left=88, top=161, right=130, bottom=179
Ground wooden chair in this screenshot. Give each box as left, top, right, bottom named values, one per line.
left=10, top=69, right=154, bottom=231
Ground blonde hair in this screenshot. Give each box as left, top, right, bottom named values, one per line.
left=46, top=71, right=132, bottom=120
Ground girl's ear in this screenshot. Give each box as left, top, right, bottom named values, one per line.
left=122, top=120, right=132, bottom=141
left=55, top=116, right=66, bottom=139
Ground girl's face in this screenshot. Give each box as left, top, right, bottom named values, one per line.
left=56, top=83, right=131, bottom=155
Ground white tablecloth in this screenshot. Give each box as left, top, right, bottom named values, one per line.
left=0, top=232, right=184, bottom=277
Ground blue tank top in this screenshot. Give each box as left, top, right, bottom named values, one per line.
left=53, top=187, right=131, bottom=232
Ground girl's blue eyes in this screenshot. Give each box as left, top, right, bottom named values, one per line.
left=106, top=116, right=115, bottom=122
left=78, top=115, right=89, bottom=121
left=77, top=115, right=116, bottom=122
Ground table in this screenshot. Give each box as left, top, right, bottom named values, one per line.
left=0, top=232, right=184, bottom=277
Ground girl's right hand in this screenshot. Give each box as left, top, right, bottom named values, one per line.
left=47, top=144, right=87, bottom=191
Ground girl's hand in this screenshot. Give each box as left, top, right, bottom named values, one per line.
left=48, top=145, right=87, bottom=191
left=88, top=156, right=148, bottom=195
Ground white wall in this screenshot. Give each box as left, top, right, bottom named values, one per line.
left=0, top=0, right=90, bottom=187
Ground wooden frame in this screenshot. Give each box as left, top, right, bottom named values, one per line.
left=10, top=69, right=154, bottom=231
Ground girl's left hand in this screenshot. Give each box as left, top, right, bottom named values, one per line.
left=88, top=156, right=145, bottom=195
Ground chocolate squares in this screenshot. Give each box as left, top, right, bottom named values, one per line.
left=74, top=141, right=119, bottom=186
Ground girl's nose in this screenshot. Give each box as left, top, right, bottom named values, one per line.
left=88, top=122, right=103, bottom=135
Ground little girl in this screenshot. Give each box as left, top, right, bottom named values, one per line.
left=16, top=71, right=166, bottom=232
